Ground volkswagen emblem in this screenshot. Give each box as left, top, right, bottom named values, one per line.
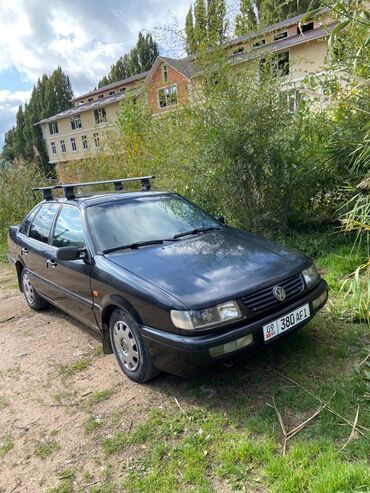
left=273, top=286, right=286, bottom=302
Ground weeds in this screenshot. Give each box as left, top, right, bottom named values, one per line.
left=0, top=435, right=14, bottom=457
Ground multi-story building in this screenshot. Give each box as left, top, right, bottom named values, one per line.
left=38, top=8, right=334, bottom=175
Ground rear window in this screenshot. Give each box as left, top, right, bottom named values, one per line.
left=29, top=203, right=60, bottom=244
left=19, top=205, right=40, bottom=235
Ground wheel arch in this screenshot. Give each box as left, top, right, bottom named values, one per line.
left=100, top=295, right=142, bottom=355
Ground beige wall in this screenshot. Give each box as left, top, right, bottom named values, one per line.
left=43, top=100, right=122, bottom=164
left=290, top=39, right=328, bottom=79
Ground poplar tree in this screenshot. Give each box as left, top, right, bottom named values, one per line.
left=193, top=0, right=208, bottom=49
left=235, top=0, right=257, bottom=36
left=207, top=0, right=228, bottom=45
left=185, top=6, right=196, bottom=55
left=98, top=32, right=159, bottom=87
left=13, top=106, right=25, bottom=159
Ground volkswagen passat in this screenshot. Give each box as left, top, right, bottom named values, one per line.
left=8, top=177, right=328, bottom=382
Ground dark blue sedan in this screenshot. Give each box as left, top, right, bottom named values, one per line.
left=8, top=177, right=328, bottom=382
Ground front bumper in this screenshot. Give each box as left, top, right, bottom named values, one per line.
left=141, top=280, right=328, bottom=377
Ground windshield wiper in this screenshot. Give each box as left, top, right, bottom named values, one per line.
left=103, top=238, right=177, bottom=254
left=173, top=226, right=221, bottom=239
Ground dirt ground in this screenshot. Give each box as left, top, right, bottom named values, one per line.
left=0, top=264, right=189, bottom=493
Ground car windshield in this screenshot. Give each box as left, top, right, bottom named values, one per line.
left=87, top=194, right=220, bottom=253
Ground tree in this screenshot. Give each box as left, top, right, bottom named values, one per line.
left=2, top=128, right=15, bottom=162
left=193, top=0, right=208, bottom=48
left=13, top=106, right=25, bottom=159
left=235, top=0, right=257, bottom=36
left=235, top=0, right=322, bottom=32
left=185, top=6, right=196, bottom=54
left=98, top=32, right=159, bottom=88
left=207, top=0, right=228, bottom=45
left=5, top=67, right=73, bottom=174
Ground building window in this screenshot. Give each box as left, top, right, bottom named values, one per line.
left=274, top=31, right=288, bottom=41
left=70, top=114, right=82, bottom=130
left=93, top=133, right=100, bottom=148
left=49, top=122, right=58, bottom=135
left=161, top=64, right=169, bottom=83
left=119, top=87, right=126, bottom=93
left=81, top=135, right=88, bottom=150
left=232, top=46, right=245, bottom=55
left=108, top=90, right=115, bottom=96
left=271, top=51, right=290, bottom=77
left=94, top=107, right=107, bottom=124
left=78, top=100, right=84, bottom=105
left=158, top=85, right=178, bottom=109
left=298, top=22, right=314, bottom=34
left=284, top=90, right=301, bottom=112
left=60, top=139, right=66, bottom=153
left=50, top=142, right=57, bottom=154
left=98, top=94, right=104, bottom=99
left=88, top=97, right=94, bottom=102
left=253, top=38, right=265, bottom=48
left=70, top=137, right=77, bottom=152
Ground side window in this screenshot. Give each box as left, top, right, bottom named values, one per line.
left=52, top=206, right=85, bottom=248
left=19, top=205, right=40, bottom=235
left=29, top=203, right=59, bottom=243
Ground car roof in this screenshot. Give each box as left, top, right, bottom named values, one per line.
left=38, top=190, right=172, bottom=208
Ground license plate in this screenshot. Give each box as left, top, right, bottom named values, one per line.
left=263, top=303, right=310, bottom=342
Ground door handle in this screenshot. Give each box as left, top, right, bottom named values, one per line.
left=46, top=259, right=57, bottom=268
left=21, top=247, right=29, bottom=255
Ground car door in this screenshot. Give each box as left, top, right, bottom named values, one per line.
left=44, top=204, right=96, bottom=327
left=21, top=202, right=61, bottom=297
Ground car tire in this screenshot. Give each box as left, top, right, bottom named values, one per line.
left=109, top=308, right=159, bottom=383
left=21, top=269, right=49, bottom=311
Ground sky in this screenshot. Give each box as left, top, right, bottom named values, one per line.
left=0, top=0, right=199, bottom=152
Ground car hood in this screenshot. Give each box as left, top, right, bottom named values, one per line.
left=106, top=228, right=311, bottom=309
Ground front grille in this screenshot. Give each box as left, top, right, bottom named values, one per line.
left=241, top=273, right=304, bottom=312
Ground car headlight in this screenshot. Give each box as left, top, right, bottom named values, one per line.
left=302, top=264, right=320, bottom=287
left=171, top=300, right=242, bottom=331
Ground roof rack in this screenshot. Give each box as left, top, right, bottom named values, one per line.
left=32, top=176, right=155, bottom=201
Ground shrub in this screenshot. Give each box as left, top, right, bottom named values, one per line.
left=0, top=161, right=44, bottom=256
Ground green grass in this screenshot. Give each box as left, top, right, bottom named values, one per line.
left=59, top=358, right=91, bottom=377
left=0, top=435, right=14, bottom=457
left=84, top=417, right=103, bottom=433
left=46, top=470, right=75, bottom=493
left=34, top=439, right=60, bottom=459
left=0, top=395, right=9, bottom=409
left=85, top=388, right=115, bottom=407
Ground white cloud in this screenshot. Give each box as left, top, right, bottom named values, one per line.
left=0, top=89, right=32, bottom=149
left=0, top=0, right=191, bottom=94
left=0, top=0, right=193, bottom=150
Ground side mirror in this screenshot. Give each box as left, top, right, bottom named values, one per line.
left=56, top=246, right=88, bottom=261
left=215, top=215, right=225, bottom=225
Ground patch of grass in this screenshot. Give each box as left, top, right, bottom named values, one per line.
left=46, top=470, right=75, bottom=493
left=0, top=435, right=14, bottom=457
left=59, top=358, right=91, bottom=377
left=89, top=481, right=120, bottom=493
left=53, top=391, right=77, bottom=406
left=58, top=348, right=104, bottom=378
left=34, top=439, right=60, bottom=459
left=84, top=417, right=103, bottom=433
left=317, top=245, right=367, bottom=293
left=0, top=395, right=9, bottom=409
left=103, top=432, right=128, bottom=456
left=85, top=388, right=115, bottom=407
